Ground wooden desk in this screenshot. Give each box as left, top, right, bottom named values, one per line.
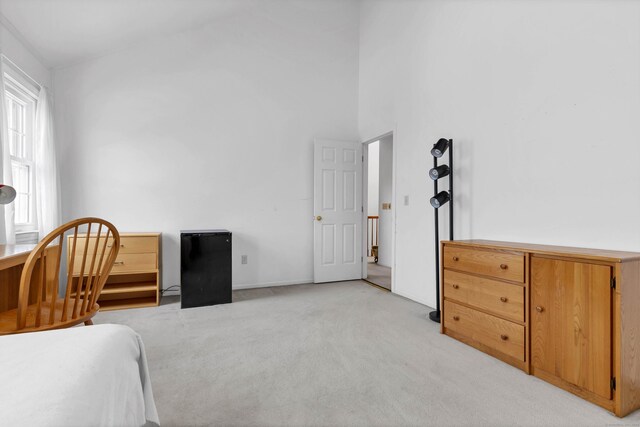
left=0, top=244, right=59, bottom=314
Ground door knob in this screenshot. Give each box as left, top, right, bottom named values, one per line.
left=452, top=284, right=459, bottom=289
left=536, top=306, right=544, bottom=313
left=316, top=216, right=322, bottom=221
left=452, top=256, right=459, bottom=261
left=500, top=297, right=508, bottom=303
left=500, top=264, right=508, bottom=270
left=500, top=334, right=509, bottom=341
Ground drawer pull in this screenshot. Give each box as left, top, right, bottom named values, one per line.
left=452, top=315, right=460, bottom=321
left=500, top=334, right=509, bottom=341
left=500, top=297, right=508, bottom=303
left=108, top=244, right=125, bottom=248
left=452, top=256, right=459, bottom=261
left=500, top=264, right=508, bottom=270
left=114, top=261, right=125, bottom=265
left=452, top=284, right=459, bottom=289
left=535, top=306, right=544, bottom=313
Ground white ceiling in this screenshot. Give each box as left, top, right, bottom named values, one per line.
left=0, top=0, right=253, bottom=69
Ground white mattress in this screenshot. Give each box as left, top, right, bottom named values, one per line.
left=0, top=324, right=160, bottom=427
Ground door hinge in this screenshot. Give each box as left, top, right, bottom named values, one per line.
left=361, top=206, right=364, bottom=213
left=361, top=256, right=363, bottom=262
left=611, top=277, right=616, bottom=289
left=362, top=155, right=364, bottom=162
left=611, top=377, right=616, bottom=391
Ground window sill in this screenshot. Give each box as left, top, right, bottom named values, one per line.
left=15, top=229, right=38, bottom=235
left=15, top=230, right=38, bottom=244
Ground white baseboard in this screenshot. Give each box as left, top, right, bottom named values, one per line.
left=161, top=278, right=314, bottom=295
left=233, top=278, right=313, bottom=290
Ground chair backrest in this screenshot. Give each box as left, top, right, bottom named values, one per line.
left=16, top=217, right=120, bottom=331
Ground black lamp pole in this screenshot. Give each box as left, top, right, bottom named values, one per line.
left=430, top=153, right=440, bottom=323
left=428, top=139, right=453, bottom=324
left=449, top=141, right=453, bottom=241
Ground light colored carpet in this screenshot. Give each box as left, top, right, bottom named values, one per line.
left=96, top=281, right=640, bottom=426
left=366, top=262, right=391, bottom=290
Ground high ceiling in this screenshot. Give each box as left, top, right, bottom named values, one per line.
left=0, top=0, right=254, bottom=69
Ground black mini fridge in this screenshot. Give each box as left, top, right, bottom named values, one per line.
left=180, top=230, right=232, bottom=309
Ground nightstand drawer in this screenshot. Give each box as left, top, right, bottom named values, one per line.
left=112, top=236, right=158, bottom=254
left=444, top=300, right=525, bottom=361
left=110, top=253, right=157, bottom=272
left=72, top=253, right=156, bottom=274
left=443, top=245, right=525, bottom=283
left=72, top=235, right=158, bottom=255
left=443, top=270, right=524, bottom=322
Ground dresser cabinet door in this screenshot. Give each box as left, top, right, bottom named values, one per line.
left=531, top=257, right=612, bottom=400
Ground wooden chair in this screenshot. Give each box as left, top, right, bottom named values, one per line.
left=0, top=217, right=120, bottom=335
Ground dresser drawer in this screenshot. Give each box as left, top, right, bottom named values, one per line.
left=72, top=235, right=158, bottom=255
left=443, top=245, right=525, bottom=283
left=444, top=300, right=525, bottom=361
left=443, top=270, right=524, bottom=322
left=72, top=253, right=157, bottom=274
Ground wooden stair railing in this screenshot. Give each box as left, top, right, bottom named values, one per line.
left=367, top=215, right=379, bottom=261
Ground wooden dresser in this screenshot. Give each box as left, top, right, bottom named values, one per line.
left=68, top=232, right=161, bottom=311
left=440, top=240, right=640, bottom=417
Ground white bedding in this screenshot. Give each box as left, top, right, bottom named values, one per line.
left=0, top=324, right=159, bottom=427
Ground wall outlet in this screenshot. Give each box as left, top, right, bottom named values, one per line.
left=241, top=255, right=248, bottom=264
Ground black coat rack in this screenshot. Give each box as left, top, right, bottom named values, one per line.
left=429, top=138, right=453, bottom=324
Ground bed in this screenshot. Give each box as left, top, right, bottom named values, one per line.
left=0, top=324, right=159, bottom=427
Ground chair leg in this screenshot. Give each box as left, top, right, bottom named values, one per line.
left=84, top=319, right=94, bottom=326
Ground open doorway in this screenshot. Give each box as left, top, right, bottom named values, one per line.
left=364, top=135, right=393, bottom=290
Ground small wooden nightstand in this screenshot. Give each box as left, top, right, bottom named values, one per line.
left=68, top=232, right=161, bottom=311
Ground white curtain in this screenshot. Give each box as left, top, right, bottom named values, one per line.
left=0, top=60, right=15, bottom=244
left=34, top=87, right=60, bottom=238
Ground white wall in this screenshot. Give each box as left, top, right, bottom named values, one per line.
left=0, top=20, right=51, bottom=88
left=367, top=140, right=379, bottom=216
left=54, top=1, right=360, bottom=291
left=359, top=0, right=640, bottom=307
left=377, top=135, right=392, bottom=268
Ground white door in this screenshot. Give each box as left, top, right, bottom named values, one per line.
left=313, top=139, right=362, bottom=283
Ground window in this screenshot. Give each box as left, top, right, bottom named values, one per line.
left=4, top=73, right=37, bottom=233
